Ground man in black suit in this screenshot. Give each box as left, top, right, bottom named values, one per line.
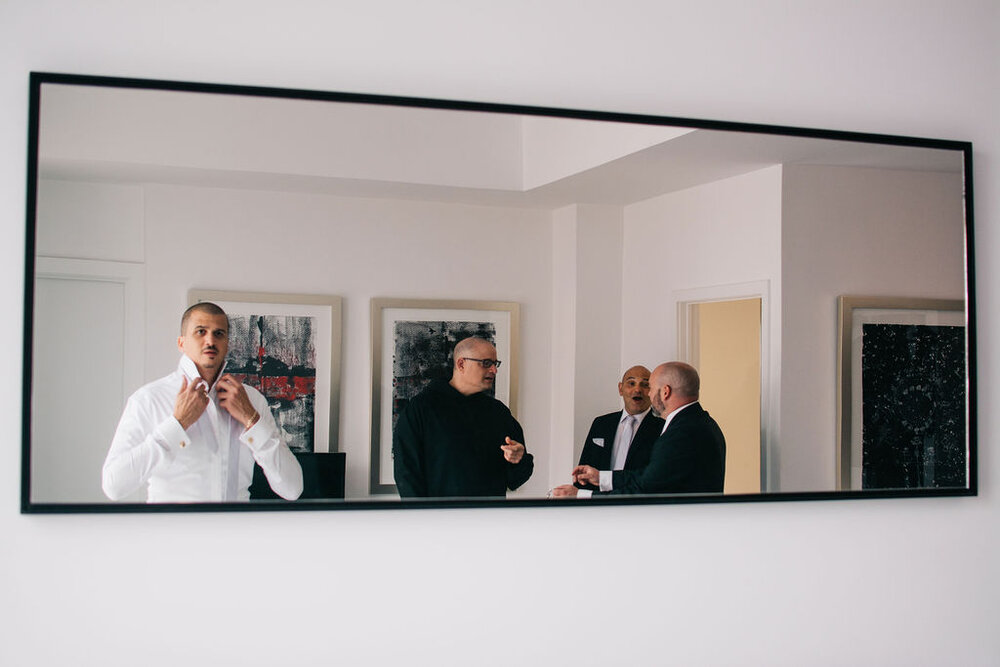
left=574, top=365, right=664, bottom=490
left=551, top=361, right=726, bottom=497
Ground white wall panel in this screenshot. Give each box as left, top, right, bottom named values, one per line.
left=2, top=2, right=997, bottom=666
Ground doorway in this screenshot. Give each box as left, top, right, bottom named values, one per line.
left=680, top=292, right=765, bottom=494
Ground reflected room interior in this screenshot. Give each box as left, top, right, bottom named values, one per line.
left=25, top=75, right=972, bottom=508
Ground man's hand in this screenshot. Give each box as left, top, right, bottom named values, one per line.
left=501, top=436, right=525, bottom=464
left=549, top=484, right=579, bottom=498
left=174, top=376, right=210, bottom=430
left=571, top=465, right=600, bottom=487
left=216, top=374, right=258, bottom=429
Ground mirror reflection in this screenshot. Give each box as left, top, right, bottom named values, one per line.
left=25, top=74, right=973, bottom=509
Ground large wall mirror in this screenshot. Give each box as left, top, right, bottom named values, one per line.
left=21, top=72, right=976, bottom=512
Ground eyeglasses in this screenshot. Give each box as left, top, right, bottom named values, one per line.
left=461, top=357, right=502, bottom=369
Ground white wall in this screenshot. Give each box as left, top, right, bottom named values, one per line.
left=3, top=2, right=998, bottom=666
left=623, top=167, right=783, bottom=383
left=622, top=165, right=784, bottom=490
left=781, top=165, right=966, bottom=492
left=569, top=204, right=627, bottom=464
left=36, top=180, right=555, bottom=499
left=148, top=185, right=556, bottom=498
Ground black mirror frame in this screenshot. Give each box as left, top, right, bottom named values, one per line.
left=20, top=71, right=977, bottom=514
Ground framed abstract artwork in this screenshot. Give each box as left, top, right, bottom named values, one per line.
left=189, top=290, right=342, bottom=455
left=370, top=298, right=520, bottom=495
left=837, top=296, right=967, bottom=491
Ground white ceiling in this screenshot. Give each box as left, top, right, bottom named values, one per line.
left=37, top=82, right=964, bottom=209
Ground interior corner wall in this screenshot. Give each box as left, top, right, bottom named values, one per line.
left=622, top=166, right=783, bottom=380
left=780, top=164, right=966, bottom=492
left=570, top=204, right=625, bottom=466
left=547, top=206, right=579, bottom=487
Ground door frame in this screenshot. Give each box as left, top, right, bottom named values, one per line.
left=673, top=280, right=776, bottom=492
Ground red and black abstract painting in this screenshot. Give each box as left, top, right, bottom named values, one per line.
left=225, top=314, right=317, bottom=453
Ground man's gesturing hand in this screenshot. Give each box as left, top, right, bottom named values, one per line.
left=216, top=374, right=259, bottom=430
left=549, top=484, right=579, bottom=498
left=571, top=465, right=600, bottom=487
left=501, top=436, right=525, bottom=464
left=174, top=376, right=210, bottom=430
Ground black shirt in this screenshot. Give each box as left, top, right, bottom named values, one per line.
left=392, top=379, right=533, bottom=498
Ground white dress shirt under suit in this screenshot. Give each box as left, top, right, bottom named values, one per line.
left=609, top=407, right=651, bottom=471
left=577, top=403, right=697, bottom=498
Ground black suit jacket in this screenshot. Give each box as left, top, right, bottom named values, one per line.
left=577, top=410, right=664, bottom=489
left=606, top=402, right=726, bottom=495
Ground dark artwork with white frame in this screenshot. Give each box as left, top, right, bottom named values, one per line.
left=392, top=319, right=498, bottom=432
left=838, top=296, right=968, bottom=492
left=861, top=323, right=966, bottom=489
left=371, top=298, right=519, bottom=495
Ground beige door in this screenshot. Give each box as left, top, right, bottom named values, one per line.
left=689, top=298, right=762, bottom=494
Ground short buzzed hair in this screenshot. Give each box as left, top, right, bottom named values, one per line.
left=180, top=302, right=229, bottom=334
left=453, top=336, right=493, bottom=367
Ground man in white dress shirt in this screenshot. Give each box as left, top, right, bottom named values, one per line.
left=102, top=302, right=303, bottom=503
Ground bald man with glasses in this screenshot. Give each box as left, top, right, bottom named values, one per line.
left=392, top=336, right=533, bottom=498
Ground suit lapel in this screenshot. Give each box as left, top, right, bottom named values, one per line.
left=595, top=412, right=620, bottom=469
left=621, top=412, right=651, bottom=467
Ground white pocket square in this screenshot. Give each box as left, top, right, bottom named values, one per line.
left=592, top=437, right=605, bottom=448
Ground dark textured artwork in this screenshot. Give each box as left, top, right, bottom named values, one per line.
left=861, top=323, right=965, bottom=489
left=225, top=315, right=317, bottom=453
left=391, top=320, right=496, bottom=431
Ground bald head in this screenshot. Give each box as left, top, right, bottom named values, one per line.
left=450, top=337, right=499, bottom=395
left=648, top=362, right=700, bottom=417
left=453, top=336, right=492, bottom=364
left=619, top=365, right=652, bottom=415
left=653, top=362, right=699, bottom=399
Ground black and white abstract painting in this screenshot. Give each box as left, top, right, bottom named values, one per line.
left=391, top=320, right=497, bottom=432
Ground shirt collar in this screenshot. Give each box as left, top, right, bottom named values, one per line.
left=660, top=401, right=698, bottom=434
left=621, top=406, right=651, bottom=425
left=178, top=354, right=227, bottom=390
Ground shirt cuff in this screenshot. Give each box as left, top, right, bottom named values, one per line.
left=239, top=414, right=276, bottom=452
left=158, top=416, right=190, bottom=455
left=599, top=470, right=613, bottom=492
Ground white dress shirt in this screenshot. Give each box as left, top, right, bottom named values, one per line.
left=610, top=407, right=652, bottom=471
left=102, top=355, right=303, bottom=502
